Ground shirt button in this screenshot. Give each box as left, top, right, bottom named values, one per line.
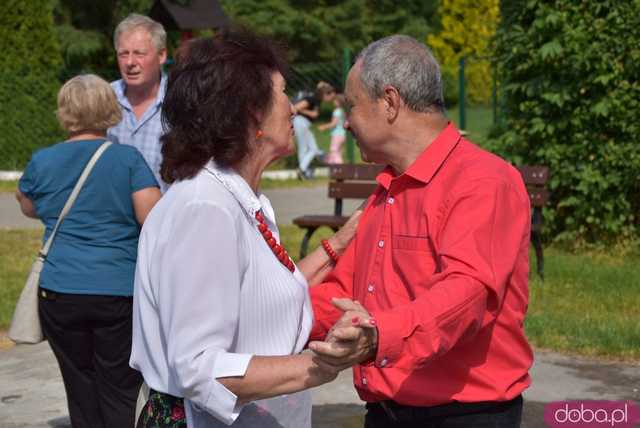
left=367, top=284, right=375, bottom=293
left=378, top=240, right=385, bottom=248
left=361, top=377, right=367, bottom=385
left=387, top=197, right=395, bottom=204
left=380, top=358, right=388, bottom=367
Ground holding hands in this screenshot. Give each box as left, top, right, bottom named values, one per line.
left=308, top=298, right=378, bottom=374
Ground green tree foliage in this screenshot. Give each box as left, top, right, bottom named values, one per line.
left=426, top=0, right=499, bottom=104
left=220, top=0, right=438, bottom=63
left=491, top=0, right=640, bottom=243
left=0, top=0, right=64, bottom=169
left=53, top=0, right=154, bottom=78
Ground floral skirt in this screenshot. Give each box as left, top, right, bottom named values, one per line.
left=137, top=389, right=187, bottom=428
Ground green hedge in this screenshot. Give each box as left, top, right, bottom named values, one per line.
left=490, top=0, right=640, bottom=243
left=0, top=0, right=64, bottom=170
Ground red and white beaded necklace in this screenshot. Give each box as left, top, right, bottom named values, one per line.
left=255, top=210, right=295, bottom=272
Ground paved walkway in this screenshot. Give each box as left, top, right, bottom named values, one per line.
left=0, top=194, right=40, bottom=229
left=1, top=183, right=638, bottom=427
left=0, top=186, right=360, bottom=230
left=1, top=341, right=637, bottom=428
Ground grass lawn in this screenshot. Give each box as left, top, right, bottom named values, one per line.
left=260, top=176, right=328, bottom=190
left=447, top=103, right=494, bottom=146
left=526, top=246, right=640, bottom=360
left=0, top=229, right=42, bottom=329
left=2, top=226, right=638, bottom=361
left=0, top=180, right=18, bottom=193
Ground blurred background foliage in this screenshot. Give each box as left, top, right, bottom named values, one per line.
left=488, top=0, right=640, bottom=244
left=5, top=0, right=639, bottom=244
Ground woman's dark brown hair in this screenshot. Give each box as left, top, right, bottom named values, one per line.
left=160, top=29, right=288, bottom=183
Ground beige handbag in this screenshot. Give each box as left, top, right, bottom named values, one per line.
left=8, top=141, right=112, bottom=344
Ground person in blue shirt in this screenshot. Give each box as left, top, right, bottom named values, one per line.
left=108, top=13, right=169, bottom=192
left=15, top=74, right=161, bottom=428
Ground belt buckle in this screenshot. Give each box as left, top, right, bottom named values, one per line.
left=379, top=401, right=399, bottom=422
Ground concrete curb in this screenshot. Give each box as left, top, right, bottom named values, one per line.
left=0, top=171, right=21, bottom=180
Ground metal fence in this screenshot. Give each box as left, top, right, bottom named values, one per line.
left=454, top=55, right=501, bottom=144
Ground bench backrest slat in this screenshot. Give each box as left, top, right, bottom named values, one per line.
left=528, top=189, right=550, bottom=207
left=516, top=165, right=550, bottom=208
left=330, top=164, right=384, bottom=180
left=329, top=182, right=379, bottom=200
left=517, top=165, right=549, bottom=186
left=326, top=164, right=550, bottom=210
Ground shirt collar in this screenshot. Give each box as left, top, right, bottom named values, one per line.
left=376, top=122, right=461, bottom=189
left=203, top=160, right=274, bottom=224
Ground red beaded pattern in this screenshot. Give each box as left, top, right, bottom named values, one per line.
left=255, top=211, right=295, bottom=272
left=321, top=239, right=340, bottom=263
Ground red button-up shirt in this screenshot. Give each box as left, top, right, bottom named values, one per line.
left=310, top=123, right=533, bottom=406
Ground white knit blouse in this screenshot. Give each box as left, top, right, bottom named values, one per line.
left=130, top=160, right=313, bottom=427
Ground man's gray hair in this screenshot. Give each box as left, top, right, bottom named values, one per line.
left=357, top=35, right=444, bottom=113
left=114, top=13, right=166, bottom=51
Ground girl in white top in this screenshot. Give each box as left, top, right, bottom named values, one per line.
left=131, top=30, right=360, bottom=428
left=317, top=94, right=347, bottom=164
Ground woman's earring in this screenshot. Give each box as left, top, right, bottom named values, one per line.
left=256, top=130, right=264, bottom=139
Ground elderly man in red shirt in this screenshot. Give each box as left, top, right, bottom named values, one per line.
left=308, top=35, right=533, bottom=427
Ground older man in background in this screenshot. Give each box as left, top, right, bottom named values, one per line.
left=109, top=14, right=168, bottom=192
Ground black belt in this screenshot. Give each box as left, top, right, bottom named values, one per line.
left=367, top=395, right=523, bottom=422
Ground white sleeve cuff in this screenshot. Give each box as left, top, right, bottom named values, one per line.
left=200, top=352, right=253, bottom=425
left=214, top=352, right=252, bottom=378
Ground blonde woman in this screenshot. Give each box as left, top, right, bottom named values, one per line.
left=16, top=74, right=161, bottom=428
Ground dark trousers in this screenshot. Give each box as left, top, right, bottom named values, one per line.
left=39, top=288, right=143, bottom=428
left=365, top=395, right=523, bottom=428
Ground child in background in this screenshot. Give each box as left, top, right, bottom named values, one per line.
left=317, top=94, right=346, bottom=164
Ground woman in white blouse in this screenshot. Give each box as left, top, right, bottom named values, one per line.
left=131, top=30, right=360, bottom=427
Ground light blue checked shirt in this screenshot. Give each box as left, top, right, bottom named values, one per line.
left=108, top=73, right=168, bottom=192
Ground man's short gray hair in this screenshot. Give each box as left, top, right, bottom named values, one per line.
left=114, top=13, right=166, bottom=52
left=357, top=35, right=444, bottom=113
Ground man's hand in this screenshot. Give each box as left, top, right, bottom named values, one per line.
left=308, top=298, right=378, bottom=372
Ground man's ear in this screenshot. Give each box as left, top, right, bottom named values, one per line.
left=382, top=85, right=401, bottom=122
left=158, top=48, right=168, bottom=65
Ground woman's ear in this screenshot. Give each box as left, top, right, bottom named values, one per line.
left=249, top=110, right=264, bottom=134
